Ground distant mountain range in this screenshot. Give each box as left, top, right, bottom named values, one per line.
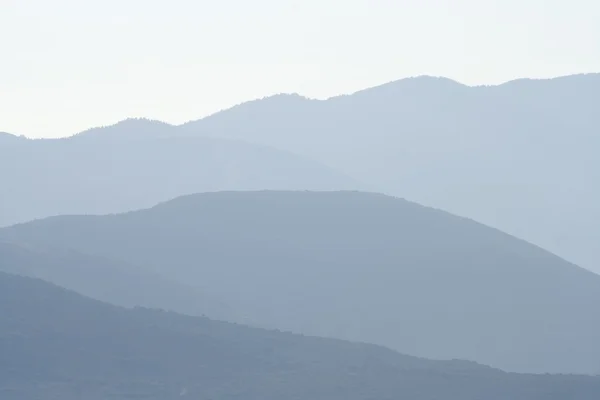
left=3, top=190, right=599, bottom=374
left=2, top=74, right=598, bottom=273
left=175, top=73, right=600, bottom=273
left=2, top=270, right=600, bottom=400
left=0, top=120, right=361, bottom=227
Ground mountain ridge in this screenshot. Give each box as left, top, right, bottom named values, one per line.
left=0, top=127, right=363, bottom=227
left=2, top=269, right=600, bottom=400
left=9, top=73, right=600, bottom=141
left=175, top=73, right=600, bottom=272
left=0, top=240, right=235, bottom=320
left=3, top=190, right=599, bottom=374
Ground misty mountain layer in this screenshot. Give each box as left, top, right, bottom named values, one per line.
left=0, top=241, right=235, bottom=320
left=180, top=74, right=600, bottom=272
left=4, top=74, right=597, bottom=275
left=2, top=270, right=600, bottom=400
left=3, top=190, right=599, bottom=374
left=0, top=120, right=360, bottom=227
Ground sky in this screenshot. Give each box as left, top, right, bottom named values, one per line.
left=1, top=0, right=599, bottom=138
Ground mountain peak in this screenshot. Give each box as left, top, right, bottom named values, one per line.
left=334, top=75, right=466, bottom=101
left=376, top=75, right=466, bottom=90
left=72, top=118, right=174, bottom=140
left=114, top=117, right=171, bottom=127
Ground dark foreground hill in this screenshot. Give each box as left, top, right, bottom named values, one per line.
left=0, top=119, right=360, bottom=227
left=2, top=191, right=600, bottom=374
left=179, top=74, right=600, bottom=272
left=1, top=271, right=600, bottom=400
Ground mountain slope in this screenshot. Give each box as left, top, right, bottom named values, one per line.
left=0, top=120, right=361, bottom=227
left=0, top=132, right=25, bottom=144
left=179, top=73, right=600, bottom=272
left=2, top=190, right=599, bottom=374
left=0, top=241, right=233, bottom=320
left=2, top=270, right=600, bottom=400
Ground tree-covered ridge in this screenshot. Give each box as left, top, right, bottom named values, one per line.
left=1, top=271, right=600, bottom=400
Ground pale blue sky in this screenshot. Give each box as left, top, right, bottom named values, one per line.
left=2, top=0, right=599, bottom=138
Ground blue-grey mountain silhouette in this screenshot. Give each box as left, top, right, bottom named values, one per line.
left=2, top=270, right=600, bottom=400
left=0, top=241, right=234, bottom=320
left=3, top=190, right=599, bottom=374
left=0, top=118, right=361, bottom=227
left=179, top=74, right=600, bottom=273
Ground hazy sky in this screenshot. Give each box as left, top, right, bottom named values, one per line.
left=2, top=0, right=599, bottom=138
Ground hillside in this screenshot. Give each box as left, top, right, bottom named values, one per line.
left=1, top=270, right=600, bottom=400
left=0, top=121, right=361, bottom=227
left=3, top=190, right=600, bottom=374
left=179, top=74, right=600, bottom=272
left=0, top=241, right=233, bottom=320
